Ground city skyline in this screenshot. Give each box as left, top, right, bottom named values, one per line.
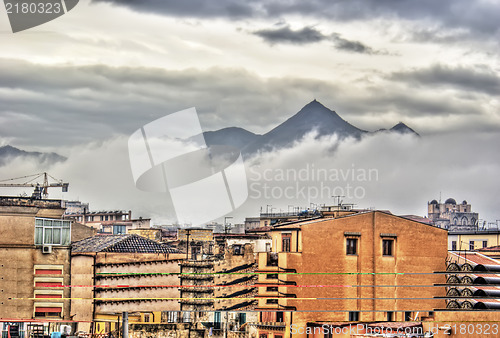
left=0, top=0, right=499, bottom=224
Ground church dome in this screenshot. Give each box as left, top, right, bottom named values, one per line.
left=445, top=198, right=457, bottom=205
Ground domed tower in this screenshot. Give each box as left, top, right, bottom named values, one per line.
left=445, top=198, right=457, bottom=205
left=427, top=199, right=440, bottom=222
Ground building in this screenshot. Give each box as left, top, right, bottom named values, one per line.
left=0, top=196, right=94, bottom=337
left=254, top=210, right=448, bottom=338
left=70, top=234, right=184, bottom=334
left=178, top=228, right=215, bottom=259
left=448, top=229, right=500, bottom=251
left=64, top=209, right=152, bottom=235
left=62, top=200, right=89, bottom=215
left=428, top=198, right=479, bottom=230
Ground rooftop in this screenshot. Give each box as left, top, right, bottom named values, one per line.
left=0, top=196, right=62, bottom=209
left=72, top=234, right=180, bottom=254
left=450, top=252, right=500, bottom=266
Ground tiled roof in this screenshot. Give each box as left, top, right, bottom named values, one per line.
left=478, top=245, right=500, bottom=251
left=453, top=252, right=500, bottom=266
left=72, top=234, right=180, bottom=253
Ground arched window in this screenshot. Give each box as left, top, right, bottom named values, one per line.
left=461, top=217, right=468, bottom=225
left=471, top=218, right=476, bottom=225
left=453, top=218, right=458, bottom=225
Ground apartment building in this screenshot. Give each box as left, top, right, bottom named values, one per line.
left=70, top=234, right=184, bottom=334
left=0, top=196, right=94, bottom=337
left=254, top=210, right=448, bottom=338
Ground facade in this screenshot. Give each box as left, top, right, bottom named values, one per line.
left=448, top=229, right=500, bottom=251
left=0, top=196, right=93, bottom=337
left=254, top=211, right=448, bottom=338
left=179, top=234, right=271, bottom=338
left=428, top=198, right=479, bottom=230
left=65, top=209, right=151, bottom=234
left=62, top=200, right=89, bottom=215
left=178, top=228, right=214, bottom=259
left=70, top=234, right=184, bottom=334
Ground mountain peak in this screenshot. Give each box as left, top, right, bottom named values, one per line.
left=302, top=99, right=330, bottom=110
left=242, top=100, right=366, bottom=155
left=390, top=122, right=420, bottom=136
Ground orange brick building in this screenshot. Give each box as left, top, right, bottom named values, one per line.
left=254, top=211, right=448, bottom=338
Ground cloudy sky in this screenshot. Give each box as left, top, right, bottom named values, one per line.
left=0, top=0, right=499, bottom=225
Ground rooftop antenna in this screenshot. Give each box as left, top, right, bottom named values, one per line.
left=332, top=195, right=345, bottom=207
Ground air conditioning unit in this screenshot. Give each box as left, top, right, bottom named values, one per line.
left=42, top=245, right=52, bottom=254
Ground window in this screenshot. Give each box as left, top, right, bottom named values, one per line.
left=346, top=238, right=357, bottom=255
left=233, top=245, right=243, bottom=255
left=259, top=334, right=268, bottom=338
left=34, top=290, right=63, bottom=299
left=348, top=311, right=359, bottom=321
left=214, top=312, right=221, bottom=330
left=282, top=234, right=291, bottom=252
left=34, top=277, right=63, bottom=287
left=404, top=311, right=412, bottom=321
left=35, top=218, right=71, bottom=246
left=238, top=313, right=246, bottom=325
left=34, top=265, right=63, bottom=275
left=483, top=241, right=488, bottom=248
left=267, top=287, right=278, bottom=292
left=167, top=311, right=178, bottom=323
left=113, top=225, right=126, bottom=234
left=383, top=239, right=393, bottom=256
left=266, top=243, right=271, bottom=252
left=276, top=311, right=284, bottom=322
left=387, top=311, right=393, bottom=322
left=34, top=303, right=63, bottom=318
left=144, top=314, right=150, bottom=322
left=266, top=274, right=278, bottom=279
left=469, top=241, right=475, bottom=250
left=451, top=241, right=457, bottom=251
left=266, top=299, right=278, bottom=304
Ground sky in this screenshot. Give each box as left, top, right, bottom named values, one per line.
left=0, top=0, right=499, bottom=225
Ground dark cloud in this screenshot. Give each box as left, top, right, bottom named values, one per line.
left=253, top=25, right=380, bottom=54
left=253, top=25, right=327, bottom=45
left=93, top=0, right=500, bottom=37
left=330, top=33, right=377, bottom=54
left=391, top=64, right=500, bottom=96
left=0, top=59, right=340, bottom=148
left=1, top=59, right=498, bottom=151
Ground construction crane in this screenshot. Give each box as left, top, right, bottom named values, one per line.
left=0, top=172, right=69, bottom=199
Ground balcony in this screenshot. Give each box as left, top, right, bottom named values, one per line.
left=180, top=260, right=214, bottom=268
left=257, top=253, right=280, bottom=272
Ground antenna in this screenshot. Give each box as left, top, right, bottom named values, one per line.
left=332, top=195, right=345, bottom=207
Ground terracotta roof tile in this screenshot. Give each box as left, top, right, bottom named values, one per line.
left=72, top=234, right=180, bottom=254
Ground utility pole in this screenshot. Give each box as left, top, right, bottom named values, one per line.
left=223, top=311, right=229, bottom=338
left=122, top=312, right=128, bottom=338
left=186, top=229, right=191, bottom=260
